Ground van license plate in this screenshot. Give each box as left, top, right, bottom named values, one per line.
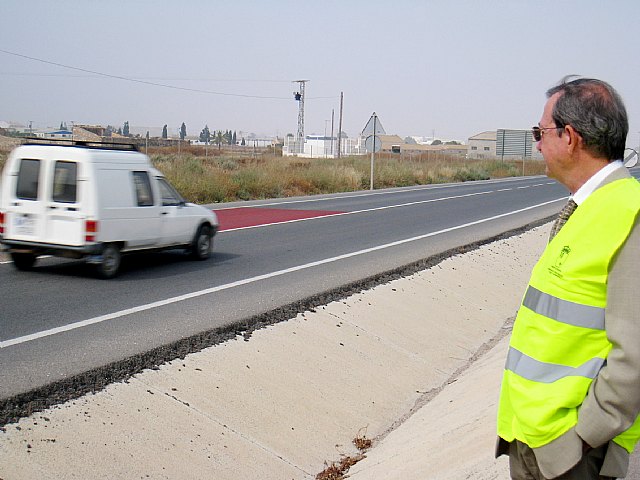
left=14, top=214, right=35, bottom=236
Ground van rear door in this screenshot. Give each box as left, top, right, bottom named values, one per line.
left=44, top=160, right=84, bottom=246
left=5, top=158, right=47, bottom=242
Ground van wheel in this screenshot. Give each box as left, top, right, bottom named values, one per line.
left=11, top=252, right=37, bottom=270
left=97, top=243, right=121, bottom=279
left=191, top=225, right=212, bottom=260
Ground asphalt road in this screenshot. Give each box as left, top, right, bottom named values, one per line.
left=0, top=175, right=572, bottom=402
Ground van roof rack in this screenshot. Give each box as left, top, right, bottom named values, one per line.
left=22, top=137, right=139, bottom=152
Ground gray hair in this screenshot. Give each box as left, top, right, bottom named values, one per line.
left=546, top=76, right=628, bottom=160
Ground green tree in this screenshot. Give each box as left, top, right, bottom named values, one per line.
left=200, top=125, right=211, bottom=144
left=215, top=130, right=224, bottom=150
left=123, top=121, right=130, bottom=137
left=241, top=137, right=246, bottom=146
left=180, top=122, right=187, bottom=141
left=232, top=131, right=237, bottom=145
left=431, top=139, right=442, bottom=145
left=162, top=125, right=168, bottom=139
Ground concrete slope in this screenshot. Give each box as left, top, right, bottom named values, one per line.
left=348, top=335, right=512, bottom=479
left=0, top=226, right=547, bottom=479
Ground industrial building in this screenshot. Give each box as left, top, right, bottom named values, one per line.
left=467, top=129, right=542, bottom=160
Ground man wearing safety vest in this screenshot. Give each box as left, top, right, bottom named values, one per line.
left=497, top=77, right=640, bottom=479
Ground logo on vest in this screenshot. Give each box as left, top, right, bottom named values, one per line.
left=549, top=245, right=571, bottom=278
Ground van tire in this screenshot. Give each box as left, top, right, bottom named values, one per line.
left=97, top=243, right=121, bottom=279
left=191, top=225, right=212, bottom=260
left=11, top=252, right=37, bottom=270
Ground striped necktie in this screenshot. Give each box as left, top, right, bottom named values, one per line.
left=549, top=199, right=578, bottom=242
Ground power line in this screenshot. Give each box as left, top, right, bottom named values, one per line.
left=0, top=72, right=295, bottom=83
left=0, top=49, right=336, bottom=100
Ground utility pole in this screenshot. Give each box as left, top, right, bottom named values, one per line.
left=293, top=80, right=309, bottom=154
left=330, top=108, right=335, bottom=157
left=370, top=115, right=377, bottom=190
left=337, top=92, right=344, bottom=159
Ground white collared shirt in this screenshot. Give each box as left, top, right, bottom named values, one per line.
left=571, top=160, right=624, bottom=206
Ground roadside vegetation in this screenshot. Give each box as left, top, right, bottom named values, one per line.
left=0, top=140, right=546, bottom=205
left=148, top=145, right=545, bottom=204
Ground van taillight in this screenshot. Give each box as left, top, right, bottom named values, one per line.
left=85, top=220, right=98, bottom=242
left=0, top=212, right=4, bottom=234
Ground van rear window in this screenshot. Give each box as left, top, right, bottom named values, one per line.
left=53, top=161, right=78, bottom=203
left=16, top=159, right=41, bottom=200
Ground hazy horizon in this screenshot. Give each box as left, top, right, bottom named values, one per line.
left=2, top=0, right=640, bottom=147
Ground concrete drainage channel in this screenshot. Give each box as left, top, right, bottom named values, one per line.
left=0, top=223, right=549, bottom=479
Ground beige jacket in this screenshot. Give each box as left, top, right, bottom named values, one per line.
left=497, top=167, right=640, bottom=478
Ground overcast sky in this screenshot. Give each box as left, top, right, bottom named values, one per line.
left=2, top=0, right=639, bottom=145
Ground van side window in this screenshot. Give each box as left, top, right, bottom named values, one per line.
left=157, top=178, right=183, bottom=206
left=132, top=171, right=154, bottom=206
left=52, top=161, right=78, bottom=203
left=16, top=159, right=41, bottom=200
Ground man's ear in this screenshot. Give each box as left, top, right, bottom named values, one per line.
left=565, top=125, right=582, bottom=154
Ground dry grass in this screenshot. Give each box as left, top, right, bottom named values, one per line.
left=151, top=151, right=546, bottom=204
left=316, top=429, right=373, bottom=480
left=0, top=138, right=547, bottom=204
left=316, top=454, right=365, bottom=480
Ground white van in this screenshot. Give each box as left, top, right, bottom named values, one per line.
left=0, top=139, right=218, bottom=278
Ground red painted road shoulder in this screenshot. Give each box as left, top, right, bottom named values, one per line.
left=214, top=207, right=344, bottom=231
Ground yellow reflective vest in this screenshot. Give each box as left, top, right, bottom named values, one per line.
left=497, top=177, right=640, bottom=453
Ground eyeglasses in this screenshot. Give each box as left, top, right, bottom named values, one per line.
left=532, top=125, right=563, bottom=142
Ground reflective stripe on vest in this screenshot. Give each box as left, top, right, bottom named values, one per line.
left=523, top=286, right=605, bottom=330
left=505, top=347, right=605, bottom=383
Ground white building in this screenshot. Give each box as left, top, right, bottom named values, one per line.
left=44, top=129, right=73, bottom=139
left=467, top=131, right=497, bottom=159
left=283, top=135, right=361, bottom=158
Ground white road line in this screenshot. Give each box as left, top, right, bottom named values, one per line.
left=213, top=176, right=548, bottom=210
left=0, top=197, right=565, bottom=349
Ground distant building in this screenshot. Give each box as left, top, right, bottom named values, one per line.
left=467, top=129, right=542, bottom=160
left=467, top=131, right=496, bottom=159
left=283, top=134, right=360, bottom=158
left=0, top=121, right=28, bottom=134
left=44, top=129, right=73, bottom=139
left=72, top=126, right=102, bottom=142
left=376, top=135, right=467, bottom=157
left=74, top=124, right=107, bottom=137
left=283, top=133, right=467, bottom=158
